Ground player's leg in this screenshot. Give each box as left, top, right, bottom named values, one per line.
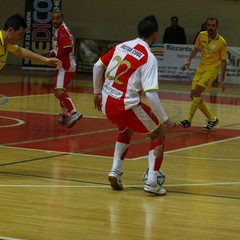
left=144, top=125, right=166, bottom=196
left=127, top=103, right=167, bottom=195
left=182, top=84, right=218, bottom=130
left=108, top=128, right=133, bottom=190
left=54, top=69, right=82, bottom=127
left=106, top=115, right=133, bottom=190
left=195, top=69, right=219, bottom=130
left=54, top=88, right=70, bottom=122
left=179, top=68, right=218, bottom=129
left=178, top=69, right=203, bottom=128
left=188, top=84, right=205, bottom=122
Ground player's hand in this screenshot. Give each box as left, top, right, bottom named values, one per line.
left=43, top=50, right=56, bottom=58
left=164, top=119, right=176, bottom=128
left=45, top=58, right=62, bottom=68
left=220, top=80, right=225, bottom=92
left=94, top=93, right=102, bottom=111
left=182, top=61, right=191, bottom=71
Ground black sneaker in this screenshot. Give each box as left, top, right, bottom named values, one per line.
left=178, top=119, right=191, bottom=128
left=202, top=117, right=219, bottom=131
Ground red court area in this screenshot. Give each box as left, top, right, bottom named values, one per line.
left=1, top=110, right=240, bottom=158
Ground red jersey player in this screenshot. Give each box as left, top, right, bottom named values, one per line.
left=93, top=15, right=176, bottom=196
left=45, top=10, right=82, bottom=128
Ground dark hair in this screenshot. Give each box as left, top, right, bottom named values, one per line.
left=52, top=10, right=64, bottom=18
left=171, top=16, right=179, bottom=22
left=205, top=17, right=218, bottom=26
left=138, top=15, right=158, bottom=38
left=3, top=13, right=27, bottom=31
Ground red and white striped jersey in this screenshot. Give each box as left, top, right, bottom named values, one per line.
left=100, top=38, right=159, bottom=115
left=52, top=22, right=76, bottom=71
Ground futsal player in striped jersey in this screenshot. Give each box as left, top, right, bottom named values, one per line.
left=44, top=10, right=82, bottom=128
left=93, top=15, right=176, bottom=196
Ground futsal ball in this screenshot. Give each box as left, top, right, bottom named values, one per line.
left=143, top=168, right=165, bottom=186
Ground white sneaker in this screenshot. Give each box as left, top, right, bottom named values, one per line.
left=108, top=171, right=123, bottom=190
left=66, top=112, right=82, bottom=128
left=144, top=183, right=166, bottom=196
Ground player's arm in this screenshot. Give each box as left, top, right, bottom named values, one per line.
left=43, top=50, right=56, bottom=58
left=93, top=59, right=106, bottom=111
left=182, top=47, right=199, bottom=70
left=57, top=46, right=72, bottom=58
left=13, top=47, right=62, bottom=68
left=44, top=46, right=72, bottom=59
left=220, top=59, right=227, bottom=92
left=145, top=91, right=176, bottom=128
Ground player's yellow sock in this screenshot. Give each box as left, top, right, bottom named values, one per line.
left=188, top=97, right=202, bottom=122
left=198, top=101, right=215, bottom=120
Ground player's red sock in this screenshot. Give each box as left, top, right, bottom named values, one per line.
left=111, top=132, right=131, bottom=174
left=60, top=102, right=69, bottom=117
left=149, top=140, right=164, bottom=170
left=58, top=92, right=76, bottom=114
left=147, top=140, right=164, bottom=185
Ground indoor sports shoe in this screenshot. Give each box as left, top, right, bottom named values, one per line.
left=108, top=171, right=123, bottom=190
left=66, top=112, right=83, bottom=128
left=178, top=119, right=191, bottom=128
left=58, top=115, right=69, bottom=124
left=144, top=183, right=166, bottom=196
left=202, top=117, right=219, bottom=131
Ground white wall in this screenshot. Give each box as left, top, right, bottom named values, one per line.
left=1, top=0, right=239, bottom=65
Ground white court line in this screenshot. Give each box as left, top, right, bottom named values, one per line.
left=165, top=135, right=240, bottom=154
left=165, top=155, right=240, bottom=162
left=0, top=129, right=239, bottom=161
left=5, top=93, right=52, bottom=98
left=0, top=237, right=23, bottom=240
left=0, top=116, right=25, bottom=128
left=0, top=181, right=239, bottom=188
left=131, top=135, right=240, bottom=161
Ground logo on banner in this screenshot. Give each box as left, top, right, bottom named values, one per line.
left=23, top=0, right=61, bottom=68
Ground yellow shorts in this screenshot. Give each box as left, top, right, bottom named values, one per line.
left=192, top=66, right=219, bottom=91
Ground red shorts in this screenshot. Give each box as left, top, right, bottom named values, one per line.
left=54, top=68, right=75, bottom=89
left=106, top=102, right=160, bottom=134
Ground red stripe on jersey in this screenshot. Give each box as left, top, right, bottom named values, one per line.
left=104, top=42, right=148, bottom=114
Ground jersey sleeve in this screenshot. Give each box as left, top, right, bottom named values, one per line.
left=194, top=34, right=201, bottom=49
left=141, top=54, right=159, bottom=91
left=100, top=46, right=116, bottom=67
left=7, top=44, right=19, bottom=53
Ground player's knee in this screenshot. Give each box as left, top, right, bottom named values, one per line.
left=54, top=89, right=64, bottom=98
left=192, top=85, right=205, bottom=97
left=155, top=131, right=166, bottom=141
left=150, top=126, right=166, bottom=140
left=150, top=139, right=164, bottom=157
left=118, top=129, right=133, bottom=143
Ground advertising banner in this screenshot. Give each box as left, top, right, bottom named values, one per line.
left=153, top=44, right=201, bottom=82
left=22, top=0, right=62, bottom=69
left=75, top=38, right=119, bottom=73
left=76, top=39, right=240, bottom=84
left=225, top=47, right=240, bottom=84
left=153, top=44, right=240, bottom=84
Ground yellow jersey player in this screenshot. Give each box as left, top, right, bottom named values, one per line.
left=179, top=17, right=227, bottom=131
left=0, top=13, right=62, bottom=70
